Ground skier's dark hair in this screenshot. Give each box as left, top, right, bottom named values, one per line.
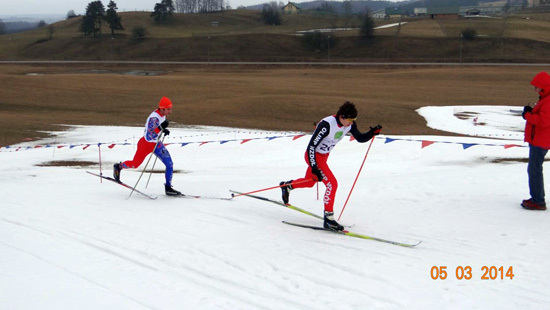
left=336, top=101, right=358, bottom=119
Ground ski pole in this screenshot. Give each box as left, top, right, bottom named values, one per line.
left=231, top=179, right=310, bottom=198
left=129, top=132, right=164, bottom=199
left=337, top=137, right=376, bottom=221
left=98, top=142, right=103, bottom=183
left=316, top=183, right=319, bottom=200
left=145, top=134, right=166, bottom=188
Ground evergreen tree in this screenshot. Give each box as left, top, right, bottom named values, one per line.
left=80, top=14, right=95, bottom=36
left=359, top=11, right=375, bottom=38
left=151, top=0, right=175, bottom=22
left=81, top=1, right=106, bottom=37
left=105, top=0, right=124, bottom=36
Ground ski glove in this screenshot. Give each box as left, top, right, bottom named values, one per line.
left=311, top=166, right=324, bottom=182
left=522, top=106, right=533, bottom=120
left=160, top=120, right=169, bottom=130
left=368, top=124, right=383, bottom=136
left=163, top=129, right=170, bottom=136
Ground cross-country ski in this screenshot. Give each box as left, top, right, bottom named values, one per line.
left=282, top=221, right=421, bottom=248
left=230, top=189, right=323, bottom=219
left=174, top=193, right=233, bottom=201
left=86, top=171, right=157, bottom=199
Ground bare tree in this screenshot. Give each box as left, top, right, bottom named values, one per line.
left=48, top=25, right=55, bottom=39
left=175, top=0, right=225, bottom=13
left=342, top=1, right=353, bottom=28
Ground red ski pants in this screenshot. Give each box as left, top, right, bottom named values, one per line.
left=122, top=137, right=156, bottom=169
left=121, top=137, right=174, bottom=186
left=290, top=152, right=338, bottom=212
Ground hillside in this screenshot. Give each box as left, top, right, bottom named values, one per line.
left=1, top=10, right=550, bottom=62
left=246, top=0, right=395, bottom=13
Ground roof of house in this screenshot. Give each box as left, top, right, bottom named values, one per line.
left=284, top=2, right=301, bottom=9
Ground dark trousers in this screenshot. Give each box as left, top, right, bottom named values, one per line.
left=528, top=145, right=548, bottom=205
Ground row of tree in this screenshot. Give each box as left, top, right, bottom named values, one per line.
left=80, top=0, right=175, bottom=37
left=80, top=0, right=229, bottom=37
left=0, top=19, right=52, bottom=35
left=81, top=0, right=123, bottom=37
left=174, top=0, right=227, bottom=13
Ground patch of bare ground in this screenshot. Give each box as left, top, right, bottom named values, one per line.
left=487, top=158, right=549, bottom=164
left=37, top=160, right=97, bottom=167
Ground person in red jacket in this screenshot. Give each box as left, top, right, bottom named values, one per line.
left=521, top=71, right=550, bottom=210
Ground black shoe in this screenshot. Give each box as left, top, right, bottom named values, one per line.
left=113, top=163, right=122, bottom=182
left=323, top=211, right=344, bottom=231
left=280, top=181, right=293, bottom=204
left=165, top=185, right=182, bottom=196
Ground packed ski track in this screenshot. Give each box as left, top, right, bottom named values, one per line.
left=1, top=106, right=549, bottom=309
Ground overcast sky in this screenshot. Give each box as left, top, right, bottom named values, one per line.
left=0, top=0, right=267, bottom=15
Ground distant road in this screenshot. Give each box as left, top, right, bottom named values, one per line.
left=1, top=60, right=550, bottom=67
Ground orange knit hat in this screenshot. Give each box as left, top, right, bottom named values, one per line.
left=158, top=96, right=173, bottom=109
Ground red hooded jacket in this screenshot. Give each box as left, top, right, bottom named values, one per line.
left=524, top=72, right=550, bottom=149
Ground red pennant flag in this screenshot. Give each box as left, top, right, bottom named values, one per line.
left=292, top=135, right=305, bottom=140
left=504, top=144, right=521, bottom=149
left=108, top=144, right=116, bottom=149
left=83, top=145, right=91, bottom=150
left=57, top=145, right=65, bottom=149
left=421, top=141, right=435, bottom=148
left=241, top=139, right=252, bottom=144
left=199, top=142, right=209, bottom=146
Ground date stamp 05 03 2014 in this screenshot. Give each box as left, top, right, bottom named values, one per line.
left=430, top=266, right=514, bottom=281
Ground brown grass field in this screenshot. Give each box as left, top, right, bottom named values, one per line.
left=2, top=63, right=550, bottom=147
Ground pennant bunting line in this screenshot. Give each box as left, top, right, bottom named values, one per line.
left=0, top=134, right=528, bottom=153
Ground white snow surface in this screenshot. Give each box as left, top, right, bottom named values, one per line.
left=1, top=106, right=549, bottom=309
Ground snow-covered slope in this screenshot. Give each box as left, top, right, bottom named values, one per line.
left=1, top=106, right=548, bottom=309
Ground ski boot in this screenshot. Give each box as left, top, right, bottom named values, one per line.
left=280, top=181, right=293, bottom=204
left=323, top=211, right=344, bottom=231
left=165, top=184, right=182, bottom=196
left=521, top=199, right=547, bottom=210
left=113, top=163, right=122, bottom=182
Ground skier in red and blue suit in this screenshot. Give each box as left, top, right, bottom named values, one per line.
left=114, top=96, right=181, bottom=196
